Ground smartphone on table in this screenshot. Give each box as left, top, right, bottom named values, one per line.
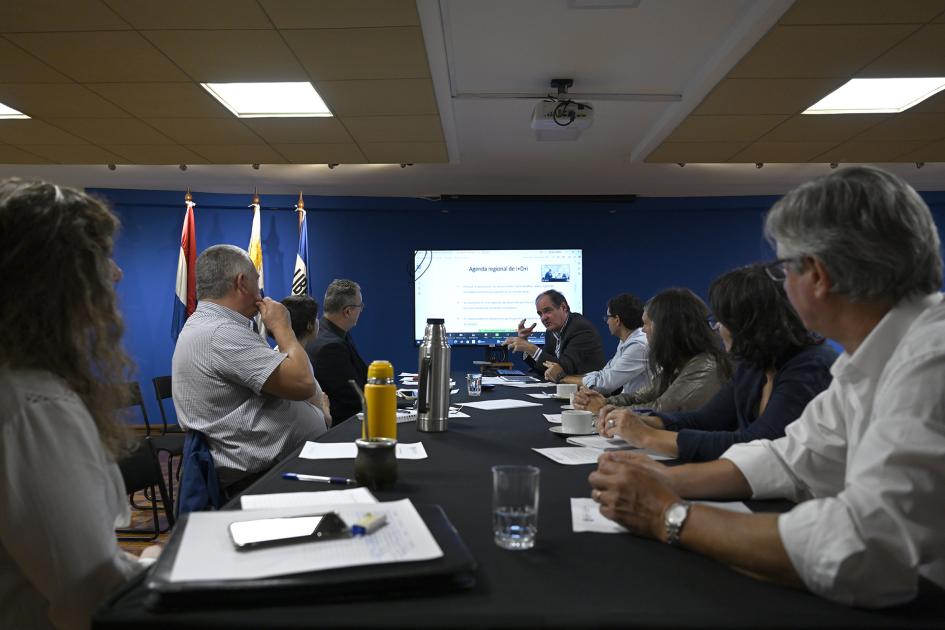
left=228, top=512, right=350, bottom=550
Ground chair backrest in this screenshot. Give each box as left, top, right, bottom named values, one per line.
left=152, top=375, right=173, bottom=434
left=177, top=431, right=224, bottom=515
left=117, top=436, right=175, bottom=527
left=116, top=381, right=151, bottom=435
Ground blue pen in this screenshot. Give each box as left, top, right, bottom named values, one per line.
left=282, top=472, right=357, bottom=486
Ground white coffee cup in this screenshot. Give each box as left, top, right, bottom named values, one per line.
left=556, top=383, right=577, bottom=399
left=561, top=409, right=594, bottom=433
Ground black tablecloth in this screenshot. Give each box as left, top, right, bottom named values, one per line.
left=95, top=377, right=945, bottom=628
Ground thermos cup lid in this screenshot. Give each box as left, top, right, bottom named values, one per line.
left=426, top=318, right=444, bottom=324
left=367, top=360, right=394, bottom=380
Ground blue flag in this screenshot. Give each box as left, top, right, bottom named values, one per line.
left=292, top=195, right=310, bottom=296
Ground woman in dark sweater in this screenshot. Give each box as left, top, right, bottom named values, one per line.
left=599, top=264, right=837, bottom=462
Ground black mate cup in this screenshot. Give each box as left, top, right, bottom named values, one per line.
left=354, top=437, right=398, bottom=490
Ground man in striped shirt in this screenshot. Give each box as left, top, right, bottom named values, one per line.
left=172, top=245, right=327, bottom=496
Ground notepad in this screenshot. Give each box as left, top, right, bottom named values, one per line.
left=169, top=499, right=443, bottom=582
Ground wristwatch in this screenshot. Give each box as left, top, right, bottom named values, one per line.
left=663, top=500, right=691, bottom=546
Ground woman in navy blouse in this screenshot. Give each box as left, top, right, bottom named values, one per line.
left=599, top=264, right=837, bottom=462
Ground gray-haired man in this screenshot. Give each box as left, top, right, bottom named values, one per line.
left=305, top=279, right=368, bottom=423
left=589, top=166, right=945, bottom=607
left=172, top=244, right=327, bottom=496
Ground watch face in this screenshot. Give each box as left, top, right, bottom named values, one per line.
left=667, top=503, right=688, bottom=526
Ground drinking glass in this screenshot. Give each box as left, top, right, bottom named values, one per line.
left=492, top=465, right=539, bottom=550
left=466, top=373, right=483, bottom=396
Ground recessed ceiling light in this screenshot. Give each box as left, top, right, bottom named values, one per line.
left=0, top=102, right=29, bottom=119
left=200, top=82, right=332, bottom=118
left=803, top=77, right=945, bottom=115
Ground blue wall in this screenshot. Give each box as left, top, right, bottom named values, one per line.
left=92, top=187, right=945, bottom=426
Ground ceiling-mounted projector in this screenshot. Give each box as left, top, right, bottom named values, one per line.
left=531, top=78, right=594, bottom=141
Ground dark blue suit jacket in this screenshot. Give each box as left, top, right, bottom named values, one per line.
left=656, top=344, right=837, bottom=462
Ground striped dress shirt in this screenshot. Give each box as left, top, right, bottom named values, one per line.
left=172, top=301, right=326, bottom=484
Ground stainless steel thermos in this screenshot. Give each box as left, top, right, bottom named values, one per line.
left=417, top=318, right=451, bottom=432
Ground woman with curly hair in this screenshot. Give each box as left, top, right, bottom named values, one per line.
left=575, top=287, right=732, bottom=415
left=600, top=264, right=837, bottom=462
left=0, top=179, right=160, bottom=630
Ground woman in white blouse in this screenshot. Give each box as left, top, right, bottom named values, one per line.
left=0, top=179, right=160, bottom=630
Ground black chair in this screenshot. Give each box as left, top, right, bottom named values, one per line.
left=152, top=375, right=184, bottom=435
left=118, top=381, right=152, bottom=435
left=149, top=376, right=185, bottom=508
left=116, top=436, right=175, bottom=541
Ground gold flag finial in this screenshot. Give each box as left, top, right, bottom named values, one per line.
left=252, top=186, right=260, bottom=205
left=297, top=191, right=305, bottom=210
left=184, top=188, right=192, bottom=203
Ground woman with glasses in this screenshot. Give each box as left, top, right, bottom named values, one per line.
left=599, top=264, right=837, bottom=462
left=0, top=179, right=160, bottom=629
left=575, top=288, right=731, bottom=415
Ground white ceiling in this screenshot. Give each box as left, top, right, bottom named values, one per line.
left=2, top=0, right=944, bottom=198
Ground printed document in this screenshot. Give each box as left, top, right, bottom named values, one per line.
left=566, top=435, right=672, bottom=461
left=532, top=446, right=602, bottom=465
left=570, top=497, right=752, bottom=534
left=461, top=399, right=543, bottom=410
left=169, top=499, right=442, bottom=582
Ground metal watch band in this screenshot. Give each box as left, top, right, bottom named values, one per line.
left=665, top=500, right=691, bottom=546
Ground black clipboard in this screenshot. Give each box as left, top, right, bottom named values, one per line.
left=139, top=504, right=477, bottom=610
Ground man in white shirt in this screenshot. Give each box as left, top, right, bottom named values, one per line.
left=588, top=165, right=945, bottom=607
left=173, top=245, right=326, bottom=496
left=560, top=293, right=649, bottom=395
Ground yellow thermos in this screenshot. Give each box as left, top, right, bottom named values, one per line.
left=363, top=360, right=397, bottom=440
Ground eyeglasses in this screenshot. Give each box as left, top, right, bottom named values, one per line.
left=603, top=313, right=615, bottom=322
left=707, top=316, right=720, bottom=331
left=764, top=257, right=803, bottom=282
left=344, top=303, right=364, bottom=311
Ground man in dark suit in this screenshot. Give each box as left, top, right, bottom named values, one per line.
left=305, top=279, right=368, bottom=424
left=504, top=289, right=606, bottom=381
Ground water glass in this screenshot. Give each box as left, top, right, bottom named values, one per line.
left=466, top=373, right=483, bottom=397
left=492, top=465, right=539, bottom=550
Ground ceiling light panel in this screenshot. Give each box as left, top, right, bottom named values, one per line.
left=803, top=78, right=945, bottom=114
left=0, top=102, right=29, bottom=119
left=200, top=82, right=332, bottom=118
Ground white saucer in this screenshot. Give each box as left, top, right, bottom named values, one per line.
left=549, top=425, right=597, bottom=436
left=551, top=393, right=572, bottom=401
left=560, top=404, right=574, bottom=410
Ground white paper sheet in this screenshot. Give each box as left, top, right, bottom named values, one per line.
left=571, top=498, right=627, bottom=533
left=543, top=413, right=562, bottom=423
left=570, top=497, right=752, bottom=533
left=299, top=441, right=428, bottom=460
left=169, top=499, right=443, bottom=582
left=461, top=399, right=543, bottom=410
left=400, top=379, right=456, bottom=387
left=565, top=435, right=673, bottom=461
left=496, top=381, right=557, bottom=389
left=394, top=442, right=428, bottom=459
left=480, top=376, right=554, bottom=389
left=532, top=446, right=603, bottom=465
left=357, top=408, right=469, bottom=424
left=240, top=487, right=378, bottom=510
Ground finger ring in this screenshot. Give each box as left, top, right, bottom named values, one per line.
left=607, top=419, right=616, bottom=428
left=592, top=489, right=600, bottom=501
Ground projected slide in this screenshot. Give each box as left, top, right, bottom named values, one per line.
left=414, top=249, right=583, bottom=345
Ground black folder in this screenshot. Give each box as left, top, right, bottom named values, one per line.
left=138, top=504, right=477, bottom=611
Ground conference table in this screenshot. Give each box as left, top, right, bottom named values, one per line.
left=95, top=374, right=945, bottom=628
